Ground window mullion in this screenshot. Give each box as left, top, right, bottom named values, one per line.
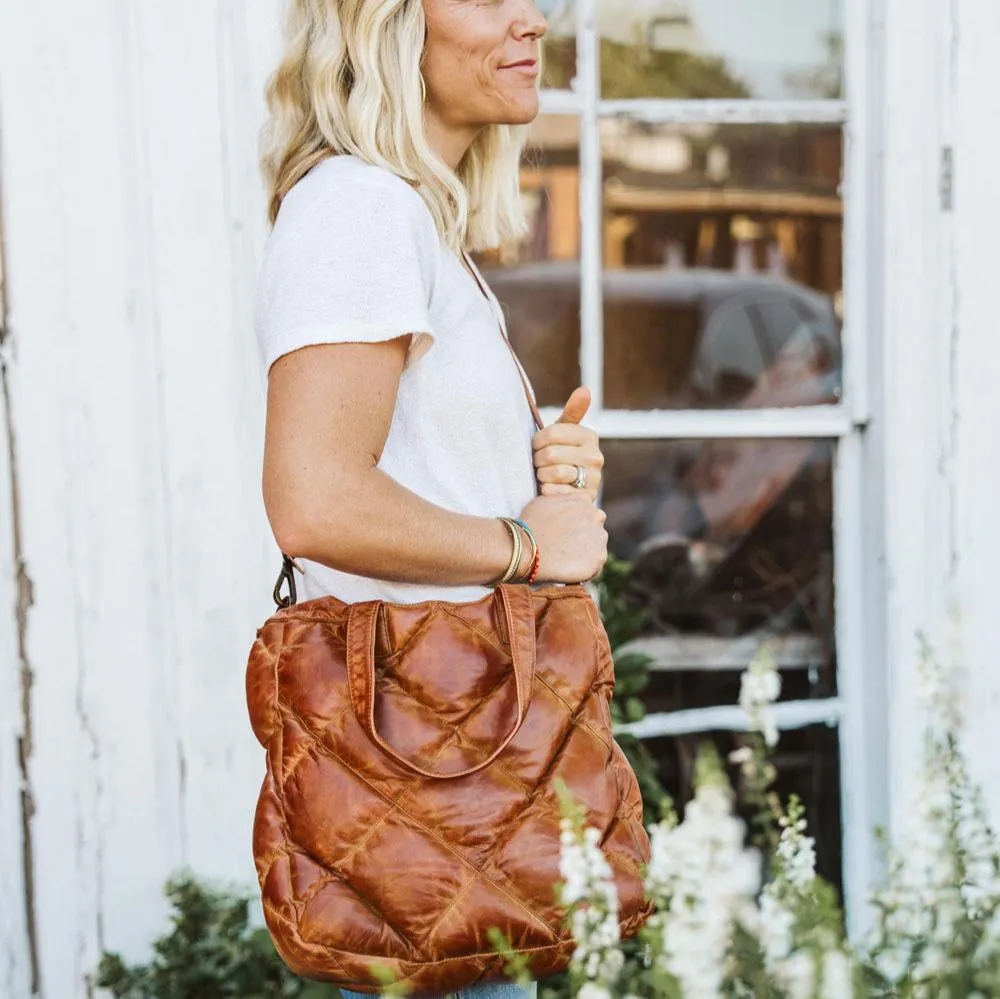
left=598, top=98, right=847, bottom=126
left=615, top=698, right=843, bottom=741
left=538, top=405, right=855, bottom=440
left=577, top=0, right=603, bottom=409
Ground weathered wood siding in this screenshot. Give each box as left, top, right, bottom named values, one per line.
left=0, top=4, right=284, bottom=995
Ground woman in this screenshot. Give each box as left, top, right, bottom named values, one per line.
left=256, top=1, right=609, bottom=996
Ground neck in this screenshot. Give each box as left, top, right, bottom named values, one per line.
left=423, top=106, right=482, bottom=172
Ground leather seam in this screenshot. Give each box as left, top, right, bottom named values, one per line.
left=274, top=703, right=559, bottom=941
left=296, top=871, right=416, bottom=958
left=420, top=874, right=478, bottom=951
left=437, top=605, right=512, bottom=657
left=262, top=898, right=647, bottom=968
left=533, top=673, right=613, bottom=756
left=271, top=624, right=287, bottom=792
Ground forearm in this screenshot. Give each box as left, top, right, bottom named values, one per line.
left=279, top=466, right=516, bottom=586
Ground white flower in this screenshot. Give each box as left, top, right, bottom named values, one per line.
left=873, top=945, right=909, bottom=985
left=644, top=772, right=762, bottom=999
left=758, top=892, right=794, bottom=965
left=775, top=813, right=817, bottom=890
left=576, top=984, right=612, bottom=999
left=865, top=644, right=1000, bottom=987
left=739, top=651, right=782, bottom=746
left=558, top=813, right=623, bottom=990
left=774, top=950, right=815, bottom=999
left=821, top=950, right=853, bottom=999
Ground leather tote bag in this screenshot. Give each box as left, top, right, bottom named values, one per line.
left=246, top=575, right=652, bottom=995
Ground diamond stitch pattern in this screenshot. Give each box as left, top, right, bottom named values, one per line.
left=247, top=583, right=652, bottom=995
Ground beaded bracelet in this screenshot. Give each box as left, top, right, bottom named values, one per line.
left=494, top=517, right=543, bottom=586
left=512, top=518, right=541, bottom=586
left=528, top=548, right=541, bottom=584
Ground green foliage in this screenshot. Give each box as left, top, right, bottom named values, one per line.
left=486, top=928, right=536, bottom=990
left=541, top=36, right=751, bottom=99
left=595, top=554, right=669, bottom=825
left=93, top=872, right=339, bottom=999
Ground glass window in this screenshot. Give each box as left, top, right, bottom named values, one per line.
left=538, top=0, right=577, bottom=91
left=602, top=121, right=843, bottom=409
left=597, top=0, right=844, bottom=100
left=501, top=0, right=868, bottom=919
left=602, top=438, right=835, bottom=659
left=602, top=435, right=840, bottom=887
left=477, top=115, right=582, bottom=409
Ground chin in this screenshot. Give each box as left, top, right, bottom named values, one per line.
left=496, top=97, right=540, bottom=126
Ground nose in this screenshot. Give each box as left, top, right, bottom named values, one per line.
left=512, top=0, right=548, bottom=41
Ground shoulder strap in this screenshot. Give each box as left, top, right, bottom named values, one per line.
left=461, top=250, right=544, bottom=432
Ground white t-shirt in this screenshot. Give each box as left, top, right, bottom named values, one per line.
left=254, top=154, right=540, bottom=604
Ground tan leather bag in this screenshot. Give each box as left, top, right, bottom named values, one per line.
left=246, top=575, right=653, bottom=994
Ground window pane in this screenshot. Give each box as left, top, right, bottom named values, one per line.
left=538, top=0, right=577, bottom=91
left=602, top=121, right=843, bottom=409
left=602, top=437, right=835, bottom=663
left=598, top=0, right=843, bottom=99
left=602, top=435, right=840, bottom=889
left=477, top=115, right=582, bottom=409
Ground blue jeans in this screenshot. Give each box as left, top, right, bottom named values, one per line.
left=341, top=982, right=537, bottom=999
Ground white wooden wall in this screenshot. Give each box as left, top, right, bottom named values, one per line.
left=3, top=0, right=1000, bottom=996
left=879, top=0, right=1000, bottom=827
left=0, top=3, right=284, bottom=996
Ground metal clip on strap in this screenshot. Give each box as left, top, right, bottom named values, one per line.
left=273, top=553, right=304, bottom=609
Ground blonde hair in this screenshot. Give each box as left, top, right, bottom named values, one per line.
left=260, top=0, right=532, bottom=252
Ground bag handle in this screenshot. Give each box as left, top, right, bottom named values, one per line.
left=344, top=584, right=536, bottom=780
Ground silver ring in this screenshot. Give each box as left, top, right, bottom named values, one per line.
left=572, top=465, right=587, bottom=489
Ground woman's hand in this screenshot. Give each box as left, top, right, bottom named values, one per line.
left=532, top=387, right=603, bottom=502
left=517, top=494, right=608, bottom=583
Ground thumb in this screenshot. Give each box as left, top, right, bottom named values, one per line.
left=556, top=386, right=592, bottom=425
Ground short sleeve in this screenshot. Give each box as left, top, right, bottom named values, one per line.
left=254, top=163, right=438, bottom=376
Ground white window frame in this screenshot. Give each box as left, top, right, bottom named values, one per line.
left=535, top=0, right=888, bottom=938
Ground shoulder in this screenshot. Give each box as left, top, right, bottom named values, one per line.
left=274, top=155, right=437, bottom=244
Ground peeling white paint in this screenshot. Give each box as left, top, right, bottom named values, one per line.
left=0, top=209, right=34, bottom=999
left=0, top=2, right=284, bottom=995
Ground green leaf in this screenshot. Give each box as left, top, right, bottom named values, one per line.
left=624, top=697, right=647, bottom=722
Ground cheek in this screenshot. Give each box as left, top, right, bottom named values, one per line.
left=423, top=6, right=502, bottom=96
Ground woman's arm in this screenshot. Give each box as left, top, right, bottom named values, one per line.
left=263, top=335, right=514, bottom=586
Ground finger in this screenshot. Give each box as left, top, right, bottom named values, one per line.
left=534, top=443, right=599, bottom=468
left=540, top=482, right=580, bottom=497
left=554, top=386, right=592, bottom=426
left=536, top=463, right=581, bottom=485
left=539, top=482, right=600, bottom=501
left=532, top=422, right=593, bottom=450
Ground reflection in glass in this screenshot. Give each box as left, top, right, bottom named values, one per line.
left=476, top=116, right=582, bottom=409
left=597, top=0, right=843, bottom=99
left=537, top=0, right=577, bottom=91
left=602, top=121, right=843, bottom=409
left=602, top=435, right=840, bottom=892
left=602, top=437, right=835, bottom=662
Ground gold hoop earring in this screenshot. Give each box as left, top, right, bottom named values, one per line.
left=419, top=72, right=427, bottom=104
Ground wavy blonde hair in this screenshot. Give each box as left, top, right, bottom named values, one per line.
left=260, top=0, right=532, bottom=252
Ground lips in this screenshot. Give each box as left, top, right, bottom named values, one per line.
left=500, top=59, right=538, bottom=70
